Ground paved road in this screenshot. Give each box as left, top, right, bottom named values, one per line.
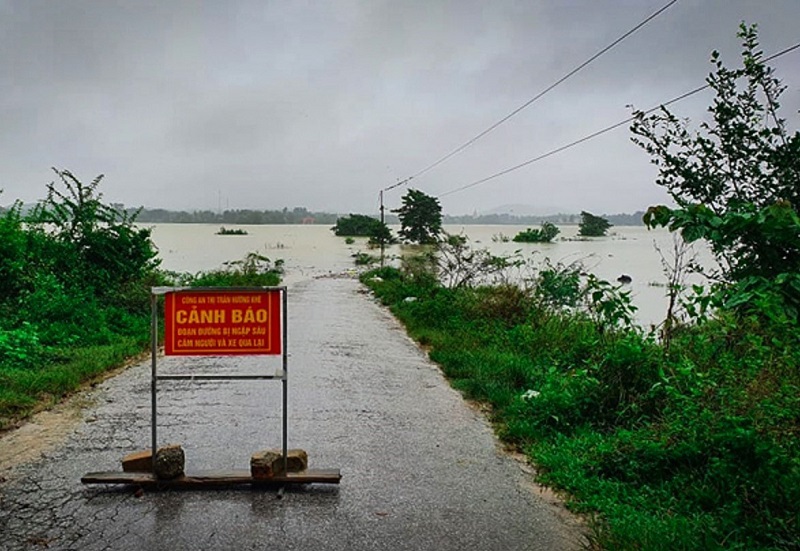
left=0, top=277, right=584, bottom=550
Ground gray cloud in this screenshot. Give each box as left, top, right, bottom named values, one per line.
left=1, top=0, right=798, bottom=215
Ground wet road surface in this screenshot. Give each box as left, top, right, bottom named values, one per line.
left=0, top=277, right=584, bottom=550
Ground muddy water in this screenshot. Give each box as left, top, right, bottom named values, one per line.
left=149, top=223, right=712, bottom=328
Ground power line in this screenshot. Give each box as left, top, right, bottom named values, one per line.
left=435, top=87, right=701, bottom=197
left=436, top=41, right=800, bottom=199
left=383, top=0, right=681, bottom=192
left=437, top=86, right=705, bottom=198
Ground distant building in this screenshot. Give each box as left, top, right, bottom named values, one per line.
left=301, top=216, right=316, bottom=224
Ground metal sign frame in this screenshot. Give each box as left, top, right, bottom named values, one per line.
left=149, top=286, right=289, bottom=474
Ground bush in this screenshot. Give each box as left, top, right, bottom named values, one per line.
left=513, top=222, right=560, bottom=243
left=184, top=252, right=283, bottom=287
left=0, top=323, right=47, bottom=370
left=0, top=170, right=163, bottom=424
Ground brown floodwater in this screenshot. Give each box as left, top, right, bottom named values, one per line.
left=146, top=223, right=714, bottom=329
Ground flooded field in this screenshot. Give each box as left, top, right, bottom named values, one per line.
left=147, top=223, right=713, bottom=328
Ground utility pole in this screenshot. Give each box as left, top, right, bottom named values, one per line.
left=379, top=190, right=385, bottom=267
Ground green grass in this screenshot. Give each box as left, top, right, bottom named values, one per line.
left=0, top=252, right=284, bottom=430
left=361, top=267, right=800, bottom=550
left=0, top=338, right=146, bottom=429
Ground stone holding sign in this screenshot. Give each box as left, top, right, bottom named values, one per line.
left=250, top=448, right=308, bottom=479
left=155, top=444, right=185, bottom=479
left=121, top=444, right=186, bottom=479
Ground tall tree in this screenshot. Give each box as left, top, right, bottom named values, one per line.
left=578, top=211, right=612, bottom=237
left=631, top=24, right=800, bottom=315
left=393, top=189, right=442, bottom=244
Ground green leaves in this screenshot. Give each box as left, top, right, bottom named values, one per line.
left=512, top=222, right=560, bottom=243
left=393, top=189, right=442, bottom=245
left=642, top=205, right=673, bottom=228
left=184, top=252, right=283, bottom=288
left=632, top=24, right=800, bottom=319
left=578, top=211, right=613, bottom=237
left=0, top=169, right=162, bottom=348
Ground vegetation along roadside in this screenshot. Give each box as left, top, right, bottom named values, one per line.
left=362, top=25, right=799, bottom=550
left=0, top=170, right=282, bottom=430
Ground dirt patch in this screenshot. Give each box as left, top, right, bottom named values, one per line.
left=0, top=394, right=92, bottom=474
left=0, top=352, right=147, bottom=475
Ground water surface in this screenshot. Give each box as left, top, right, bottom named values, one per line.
left=147, top=223, right=713, bottom=328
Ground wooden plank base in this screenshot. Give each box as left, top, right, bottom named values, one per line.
left=81, top=469, right=341, bottom=488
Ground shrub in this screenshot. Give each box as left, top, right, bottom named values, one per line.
left=185, top=252, right=283, bottom=287
left=513, top=222, right=560, bottom=243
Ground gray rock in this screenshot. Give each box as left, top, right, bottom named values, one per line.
left=154, top=444, right=185, bottom=479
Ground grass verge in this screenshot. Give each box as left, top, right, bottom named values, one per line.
left=361, top=266, right=800, bottom=550
left=0, top=338, right=146, bottom=430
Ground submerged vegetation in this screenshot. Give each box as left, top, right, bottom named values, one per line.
left=578, top=211, right=612, bottom=237
left=331, top=213, right=384, bottom=237
left=216, top=226, right=248, bottom=235
left=0, top=170, right=282, bottom=428
left=512, top=222, right=560, bottom=243
left=331, top=213, right=395, bottom=247
left=359, top=26, right=800, bottom=549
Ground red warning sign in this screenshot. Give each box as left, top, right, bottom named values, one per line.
left=164, top=290, right=282, bottom=356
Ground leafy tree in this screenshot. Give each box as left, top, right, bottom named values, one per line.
left=513, top=222, right=560, bottom=243
left=28, top=169, right=160, bottom=295
left=578, top=211, right=612, bottom=237
left=631, top=24, right=800, bottom=316
left=331, top=213, right=383, bottom=236
left=0, top=169, right=162, bottom=346
left=331, top=213, right=394, bottom=247
left=393, top=189, right=442, bottom=244
left=367, top=222, right=395, bottom=247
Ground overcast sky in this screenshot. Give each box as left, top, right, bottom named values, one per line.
left=1, top=0, right=798, bottom=216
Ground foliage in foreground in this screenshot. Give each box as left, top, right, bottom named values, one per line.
left=0, top=171, right=282, bottom=427
left=632, top=23, right=800, bottom=319
left=361, top=264, right=800, bottom=550
left=357, top=29, right=800, bottom=549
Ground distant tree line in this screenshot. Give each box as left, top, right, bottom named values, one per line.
left=121, top=207, right=647, bottom=226
left=131, top=206, right=340, bottom=225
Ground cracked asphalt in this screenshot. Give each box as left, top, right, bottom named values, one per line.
left=0, top=276, right=585, bottom=550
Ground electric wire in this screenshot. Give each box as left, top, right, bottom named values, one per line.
left=437, top=41, right=800, bottom=199
left=383, top=0, right=681, bottom=192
